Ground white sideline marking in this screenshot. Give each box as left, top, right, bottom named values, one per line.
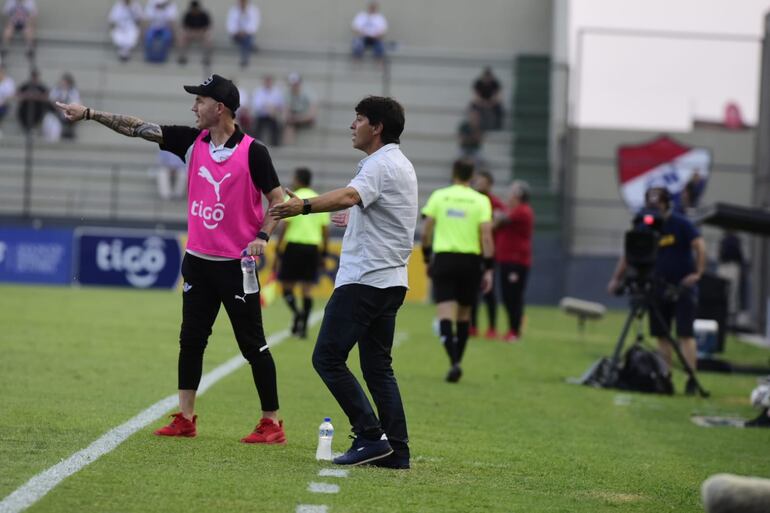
left=614, top=394, right=632, bottom=406
left=296, top=506, right=329, bottom=513
left=318, top=468, right=349, bottom=478
left=308, top=482, right=340, bottom=494
left=0, top=311, right=324, bottom=513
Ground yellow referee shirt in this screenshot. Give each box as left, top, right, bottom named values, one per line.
left=283, top=187, right=330, bottom=246
left=421, top=184, right=492, bottom=255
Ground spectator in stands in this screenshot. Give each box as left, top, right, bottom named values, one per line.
left=472, top=67, right=504, bottom=131
left=457, top=108, right=484, bottom=164
left=681, top=171, right=705, bottom=211
left=251, top=74, right=284, bottom=146
left=48, top=72, right=80, bottom=140
left=0, top=65, right=14, bottom=138
left=16, top=67, right=47, bottom=134
left=154, top=149, right=187, bottom=200
left=494, top=180, right=534, bottom=342
left=177, top=0, right=212, bottom=67
left=143, top=0, right=178, bottom=63
left=1, top=0, right=37, bottom=64
left=227, top=0, right=259, bottom=68
left=282, top=72, right=317, bottom=145
left=351, top=1, right=387, bottom=61
left=109, top=0, right=143, bottom=62
left=470, top=169, right=506, bottom=339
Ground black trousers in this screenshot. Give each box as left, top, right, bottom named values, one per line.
left=499, top=262, right=530, bottom=334
left=312, top=284, right=409, bottom=457
left=179, top=253, right=279, bottom=411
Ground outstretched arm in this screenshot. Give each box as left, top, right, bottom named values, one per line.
left=269, top=187, right=361, bottom=219
left=55, top=102, right=163, bottom=143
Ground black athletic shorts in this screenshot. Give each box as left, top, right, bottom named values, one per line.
left=431, top=252, right=482, bottom=306
left=649, top=286, right=697, bottom=338
left=277, top=242, right=320, bottom=282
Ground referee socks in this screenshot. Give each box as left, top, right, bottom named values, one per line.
left=439, top=319, right=456, bottom=364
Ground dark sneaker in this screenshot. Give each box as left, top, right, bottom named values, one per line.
left=240, top=418, right=287, bottom=444
left=297, top=321, right=307, bottom=339
left=685, top=377, right=698, bottom=396
left=445, top=364, right=462, bottom=383
left=154, top=412, right=197, bottom=437
left=745, top=409, right=770, bottom=428
left=366, top=452, right=410, bottom=469
left=333, top=436, right=393, bottom=466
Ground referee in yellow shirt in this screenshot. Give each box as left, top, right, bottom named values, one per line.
left=274, top=168, right=330, bottom=338
left=421, top=159, right=494, bottom=383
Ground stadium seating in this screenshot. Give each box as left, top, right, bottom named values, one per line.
left=0, top=35, right=520, bottom=226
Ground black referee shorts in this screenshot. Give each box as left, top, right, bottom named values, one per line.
left=431, top=252, right=482, bottom=306
left=277, top=242, right=320, bottom=282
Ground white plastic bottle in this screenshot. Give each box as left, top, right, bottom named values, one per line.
left=315, top=417, right=334, bottom=461
left=240, top=255, right=259, bottom=294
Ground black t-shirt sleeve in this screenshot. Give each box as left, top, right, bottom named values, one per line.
left=249, top=141, right=281, bottom=193
left=159, top=125, right=201, bottom=162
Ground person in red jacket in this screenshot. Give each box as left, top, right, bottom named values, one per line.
left=494, top=180, right=534, bottom=342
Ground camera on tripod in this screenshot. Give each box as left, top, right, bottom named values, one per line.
left=618, top=208, right=664, bottom=291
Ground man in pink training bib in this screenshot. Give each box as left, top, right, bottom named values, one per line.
left=56, top=74, right=288, bottom=444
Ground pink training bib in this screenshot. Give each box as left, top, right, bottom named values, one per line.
left=186, top=130, right=264, bottom=258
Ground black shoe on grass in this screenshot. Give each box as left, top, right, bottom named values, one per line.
left=445, top=364, right=462, bottom=383
left=333, top=436, right=393, bottom=466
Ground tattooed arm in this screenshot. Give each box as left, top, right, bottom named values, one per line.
left=55, top=102, right=163, bottom=143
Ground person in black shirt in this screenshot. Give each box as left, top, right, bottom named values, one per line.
left=178, top=0, right=212, bottom=66
left=471, top=67, right=503, bottom=131
left=55, top=74, right=289, bottom=445
left=607, top=187, right=706, bottom=395
left=16, top=68, right=48, bottom=133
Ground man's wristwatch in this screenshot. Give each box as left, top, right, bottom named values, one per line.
left=302, top=198, right=312, bottom=215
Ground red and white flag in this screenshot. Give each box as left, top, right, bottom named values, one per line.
left=617, top=136, right=711, bottom=212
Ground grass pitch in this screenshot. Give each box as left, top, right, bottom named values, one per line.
left=1, top=284, right=769, bottom=512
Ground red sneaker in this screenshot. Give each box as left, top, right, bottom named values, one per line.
left=503, top=331, right=519, bottom=343
left=484, top=328, right=498, bottom=340
left=154, top=413, right=197, bottom=437
left=241, top=418, right=287, bottom=444
left=469, top=326, right=478, bottom=337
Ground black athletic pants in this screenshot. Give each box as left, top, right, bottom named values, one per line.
left=312, top=284, right=409, bottom=458
left=179, top=253, right=279, bottom=411
left=499, top=262, right=529, bottom=334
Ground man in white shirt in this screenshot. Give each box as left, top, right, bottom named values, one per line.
left=108, top=0, right=143, bottom=62
left=0, top=65, right=15, bottom=138
left=1, top=0, right=37, bottom=63
left=351, top=1, right=387, bottom=60
left=251, top=74, right=284, bottom=146
left=270, top=96, right=417, bottom=470
left=227, top=0, right=259, bottom=68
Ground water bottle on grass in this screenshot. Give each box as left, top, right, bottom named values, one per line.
left=316, top=417, right=334, bottom=461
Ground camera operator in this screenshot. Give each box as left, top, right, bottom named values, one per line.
left=607, top=186, right=706, bottom=395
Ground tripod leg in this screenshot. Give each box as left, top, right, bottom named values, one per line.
left=649, top=302, right=710, bottom=398
left=606, top=304, right=640, bottom=386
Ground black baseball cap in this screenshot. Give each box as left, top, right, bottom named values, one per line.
left=183, top=74, right=240, bottom=113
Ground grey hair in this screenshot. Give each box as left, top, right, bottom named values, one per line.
left=510, top=180, right=530, bottom=203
